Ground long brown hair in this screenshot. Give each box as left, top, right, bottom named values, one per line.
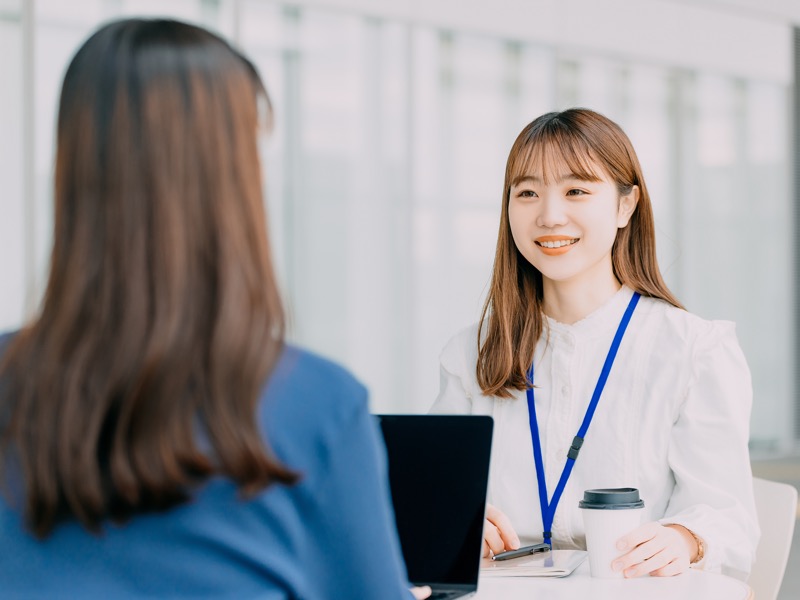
left=0, top=18, right=297, bottom=537
left=477, top=108, right=683, bottom=398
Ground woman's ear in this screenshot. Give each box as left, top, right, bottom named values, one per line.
left=617, top=185, right=640, bottom=228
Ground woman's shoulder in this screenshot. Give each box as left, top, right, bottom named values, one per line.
left=638, top=295, right=740, bottom=353
left=264, top=344, right=367, bottom=420
left=274, top=345, right=364, bottom=391
left=439, top=322, right=483, bottom=376
left=257, top=345, right=371, bottom=469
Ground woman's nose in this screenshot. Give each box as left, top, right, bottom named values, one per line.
left=536, top=195, right=568, bottom=228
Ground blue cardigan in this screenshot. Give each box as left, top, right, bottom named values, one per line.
left=0, top=338, right=413, bottom=599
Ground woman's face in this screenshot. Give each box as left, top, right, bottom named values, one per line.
left=507, top=157, right=638, bottom=288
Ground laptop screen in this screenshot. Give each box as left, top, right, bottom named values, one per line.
left=377, top=415, right=493, bottom=587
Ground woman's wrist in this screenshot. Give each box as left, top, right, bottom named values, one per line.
left=685, top=528, right=705, bottom=564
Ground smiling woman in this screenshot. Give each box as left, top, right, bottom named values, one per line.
left=431, top=108, right=760, bottom=581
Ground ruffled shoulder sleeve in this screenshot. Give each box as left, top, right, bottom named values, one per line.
left=429, top=323, right=482, bottom=414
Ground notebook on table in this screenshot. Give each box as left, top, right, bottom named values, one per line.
left=480, top=549, right=587, bottom=577
left=377, top=414, right=493, bottom=600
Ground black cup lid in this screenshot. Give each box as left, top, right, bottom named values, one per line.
left=578, top=487, right=644, bottom=509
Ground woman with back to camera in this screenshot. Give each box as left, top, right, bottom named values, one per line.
left=0, top=18, right=428, bottom=599
left=432, top=108, right=759, bottom=579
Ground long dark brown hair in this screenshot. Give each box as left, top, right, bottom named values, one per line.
left=0, top=18, right=297, bottom=537
left=478, top=108, right=683, bottom=398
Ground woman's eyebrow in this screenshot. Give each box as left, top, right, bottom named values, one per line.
left=512, top=172, right=594, bottom=186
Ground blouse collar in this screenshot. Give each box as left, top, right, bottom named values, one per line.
left=544, top=285, right=636, bottom=341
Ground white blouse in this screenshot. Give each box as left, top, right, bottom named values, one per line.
left=430, top=286, right=759, bottom=579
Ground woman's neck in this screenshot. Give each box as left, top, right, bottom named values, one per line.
left=542, top=270, right=622, bottom=325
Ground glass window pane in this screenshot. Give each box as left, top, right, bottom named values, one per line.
left=0, top=17, right=25, bottom=330
left=0, top=0, right=20, bottom=14
left=682, top=74, right=792, bottom=451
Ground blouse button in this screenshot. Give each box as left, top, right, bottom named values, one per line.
left=561, top=385, right=570, bottom=396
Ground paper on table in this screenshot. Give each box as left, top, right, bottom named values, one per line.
left=480, top=549, right=588, bottom=578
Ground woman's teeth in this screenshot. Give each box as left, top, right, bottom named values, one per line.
left=538, top=239, right=578, bottom=248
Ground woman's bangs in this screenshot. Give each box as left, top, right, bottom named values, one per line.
left=509, top=127, right=603, bottom=186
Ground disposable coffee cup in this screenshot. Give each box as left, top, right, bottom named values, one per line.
left=579, top=488, right=645, bottom=578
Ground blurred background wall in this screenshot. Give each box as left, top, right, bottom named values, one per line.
left=1, top=0, right=798, bottom=456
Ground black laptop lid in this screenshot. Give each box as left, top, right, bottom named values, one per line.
left=377, top=415, right=493, bottom=588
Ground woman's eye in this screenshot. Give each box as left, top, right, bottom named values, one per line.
left=518, top=190, right=537, bottom=198
left=566, top=188, right=587, bottom=196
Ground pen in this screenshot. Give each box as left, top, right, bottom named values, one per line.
left=491, top=542, right=550, bottom=561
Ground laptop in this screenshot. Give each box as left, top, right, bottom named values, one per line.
left=377, top=415, right=493, bottom=600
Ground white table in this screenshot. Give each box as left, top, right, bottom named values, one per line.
left=474, top=561, right=753, bottom=600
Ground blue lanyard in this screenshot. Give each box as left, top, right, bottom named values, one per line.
left=526, top=292, right=640, bottom=546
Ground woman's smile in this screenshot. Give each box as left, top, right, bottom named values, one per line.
left=535, top=235, right=580, bottom=255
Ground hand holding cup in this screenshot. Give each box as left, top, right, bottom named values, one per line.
left=612, top=521, right=698, bottom=578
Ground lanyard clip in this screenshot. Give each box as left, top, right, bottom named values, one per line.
left=567, top=436, right=584, bottom=461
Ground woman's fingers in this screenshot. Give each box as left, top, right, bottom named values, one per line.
left=485, top=503, right=520, bottom=550
left=410, top=585, right=432, bottom=599
left=483, top=520, right=506, bottom=556
left=613, top=521, right=693, bottom=578
left=650, top=557, right=688, bottom=578
left=613, top=537, right=662, bottom=574
left=620, top=547, right=674, bottom=578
